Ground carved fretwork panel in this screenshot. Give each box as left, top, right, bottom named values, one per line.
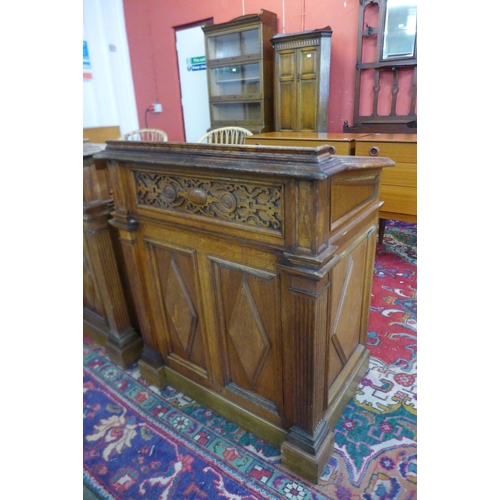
left=145, top=240, right=208, bottom=374
left=327, top=236, right=369, bottom=393
left=212, top=258, right=282, bottom=414
left=134, top=172, right=283, bottom=235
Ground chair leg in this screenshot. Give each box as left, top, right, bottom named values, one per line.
left=378, top=218, right=386, bottom=244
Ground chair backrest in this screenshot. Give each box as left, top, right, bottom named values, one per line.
left=197, top=127, right=253, bottom=145
left=119, top=129, right=168, bottom=142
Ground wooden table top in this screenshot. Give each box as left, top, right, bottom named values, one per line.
left=247, top=132, right=370, bottom=142
left=355, top=133, right=417, bottom=143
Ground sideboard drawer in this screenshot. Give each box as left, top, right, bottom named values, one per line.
left=380, top=185, right=416, bottom=216
left=355, top=141, right=416, bottom=164
left=380, top=162, right=417, bottom=188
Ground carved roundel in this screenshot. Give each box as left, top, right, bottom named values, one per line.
left=218, top=192, right=237, bottom=213
left=163, top=184, right=177, bottom=202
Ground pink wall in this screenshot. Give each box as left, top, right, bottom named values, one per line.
left=123, top=0, right=362, bottom=141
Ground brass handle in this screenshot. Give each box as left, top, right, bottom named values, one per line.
left=369, top=146, right=379, bottom=156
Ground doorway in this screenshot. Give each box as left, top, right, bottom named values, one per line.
left=175, top=22, right=212, bottom=142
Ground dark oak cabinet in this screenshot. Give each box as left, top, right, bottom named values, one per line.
left=271, top=28, right=332, bottom=133
left=202, top=10, right=277, bottom=133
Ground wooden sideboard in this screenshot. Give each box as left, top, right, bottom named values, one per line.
left=83, top=142, right=143, bottom=367
left=96, top=141, right=394, bottom=481
left=354, top=134, right=417, bottom=241
left=246, top=132, right=417, bottom=242
left=244, top=131, right=361, bottom=155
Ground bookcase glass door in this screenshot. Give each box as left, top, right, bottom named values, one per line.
left=206, top=29, right=259, bottom=59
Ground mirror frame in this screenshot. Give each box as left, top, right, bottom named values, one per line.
left=343, top=0, right=417, bottom=134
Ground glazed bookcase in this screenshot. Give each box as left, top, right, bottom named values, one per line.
left=202, top=10, right=277, bottom=134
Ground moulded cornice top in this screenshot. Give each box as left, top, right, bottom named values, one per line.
left=95, top=141, right=394, bottom=181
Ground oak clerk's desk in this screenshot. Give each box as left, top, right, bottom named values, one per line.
left=96, top=141, right=394, bottom=482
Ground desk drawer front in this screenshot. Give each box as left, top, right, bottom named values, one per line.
left=355, top=142, right=416, bottom=163
left=134, top=171, right=284, bottom=236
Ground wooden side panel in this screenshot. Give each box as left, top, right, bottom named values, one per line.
left=83, top=235, right=106, bottom=320
left=330, top=173, right=379, bottom=226
left=327, top=237, right=368, bottom=390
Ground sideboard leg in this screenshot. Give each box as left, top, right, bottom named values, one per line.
left=378, top=218, right=386, bottom=244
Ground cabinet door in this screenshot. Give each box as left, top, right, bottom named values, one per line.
left=296, top=47, right=318, bottom=132
left=276, top=49, right=297, bottom=131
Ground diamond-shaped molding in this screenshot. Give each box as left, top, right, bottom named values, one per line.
left=228, top=277, right=270, bottom=387
left=164, top=256, right=198, bottom=355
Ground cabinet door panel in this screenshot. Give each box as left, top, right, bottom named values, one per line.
left=298, top=48, right=318, bottom=78
left=278, top=81, right=296, bottom=130
left=297, top=79, right=318, bottom=131
left=144, top=239, right=209, bottom=379
left=277, top=50, right=295, bottom=79
left=212, top=257, right=283, bottom=417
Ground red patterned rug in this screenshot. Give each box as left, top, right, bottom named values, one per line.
left=83, top=220, right=417, bottom=499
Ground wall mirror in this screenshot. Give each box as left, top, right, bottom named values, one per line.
left=382, top=0, right=417, bottom=60
left=343, top=0, right=417, bottom=133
